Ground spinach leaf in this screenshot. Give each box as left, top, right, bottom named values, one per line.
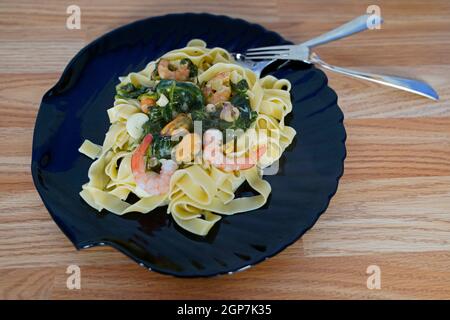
left=148, top=134, right=179, bottom=160
left=229, top=90, right=257, bottom=130
left=141, top=105, right=173, bottom=137
left=116, top=82, right=149, bottom=99
left=231, top=79, right=249, bottom=94
left=156, top=80, right=205, bottom=113
left=140, top=81, right=204, bottom=139
left=191, top=108, right=223, bottom=131
left=180, top=58, right=198, bottom=78
left=191, top=83, right=257, bottom=134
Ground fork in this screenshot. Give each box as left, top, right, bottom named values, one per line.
left=240, top=15, right=439, bottom=100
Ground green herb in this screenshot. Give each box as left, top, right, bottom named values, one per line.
left=148, top=134, right=179, bottom=160
left=140, top=80, right=205, bottom=139
left=228, top=92, right=257, bottom=130
left=180, top=58, right=198, bottom=78
left=192, top=84, right=256, bottom=133
left=116, top=82, right=149, bottom=99
left=191, top=108, right=223, bottom=131
left=231, top=79, right=249, bottom=94
left=141, top=105, right=173, bottom=137
left=156, top=80, right=204, bottom=113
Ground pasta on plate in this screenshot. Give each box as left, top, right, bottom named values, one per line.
left=79, top=39, right=296, bottom=236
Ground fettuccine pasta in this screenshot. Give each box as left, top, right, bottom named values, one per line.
left=79, top=40, right=296, bottom=236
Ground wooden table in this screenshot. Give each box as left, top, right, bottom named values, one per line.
left=1, top=0, right=449, bottom=299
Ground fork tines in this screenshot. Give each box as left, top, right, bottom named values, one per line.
left=245, top=45, right=293, bottom=60
left=246, top=45, right=294, bottom=52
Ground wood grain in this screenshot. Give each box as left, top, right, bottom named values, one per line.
left=0, top=0, right=449, bottom=299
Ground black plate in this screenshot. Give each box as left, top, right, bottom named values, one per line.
left=31, top=13, right=346, bottom=277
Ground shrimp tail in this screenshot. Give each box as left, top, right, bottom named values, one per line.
left=131, top=134, right=153, bottom=175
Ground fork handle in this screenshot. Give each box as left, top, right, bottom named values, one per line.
left=309, top=53, right=439, bottom=100
left=301, top=14, right=382, bottom=49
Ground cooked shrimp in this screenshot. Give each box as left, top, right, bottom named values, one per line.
left=220, top=101, right=240, bottom=122
left=216, top=145, right=266, bottom=172
left=131, top=134, right=178, bottom=196
left=140, top=97, right=156, bottom=113
left=157, top=59, right=190, bottom=81
left=202, top=129, right=266, bottom=172
left=202, top=72, right=231, bottom=105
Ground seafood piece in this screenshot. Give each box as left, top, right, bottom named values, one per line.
left=205, top=103, right=216, bottom=113
left=220, top=101, right=240, bottom=122
left=157, top=59, right=193, bottom=81
left=202, top=129, right=266, bottom=172
left=160, top=113, right=192, bottom=136
left=138, top=93, right=157, bottom=113
left=202, top=72, right=232, bottom=105
left=131, top=134, right=178, bottom=196
left=216, top=145, right=266, bottom=172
